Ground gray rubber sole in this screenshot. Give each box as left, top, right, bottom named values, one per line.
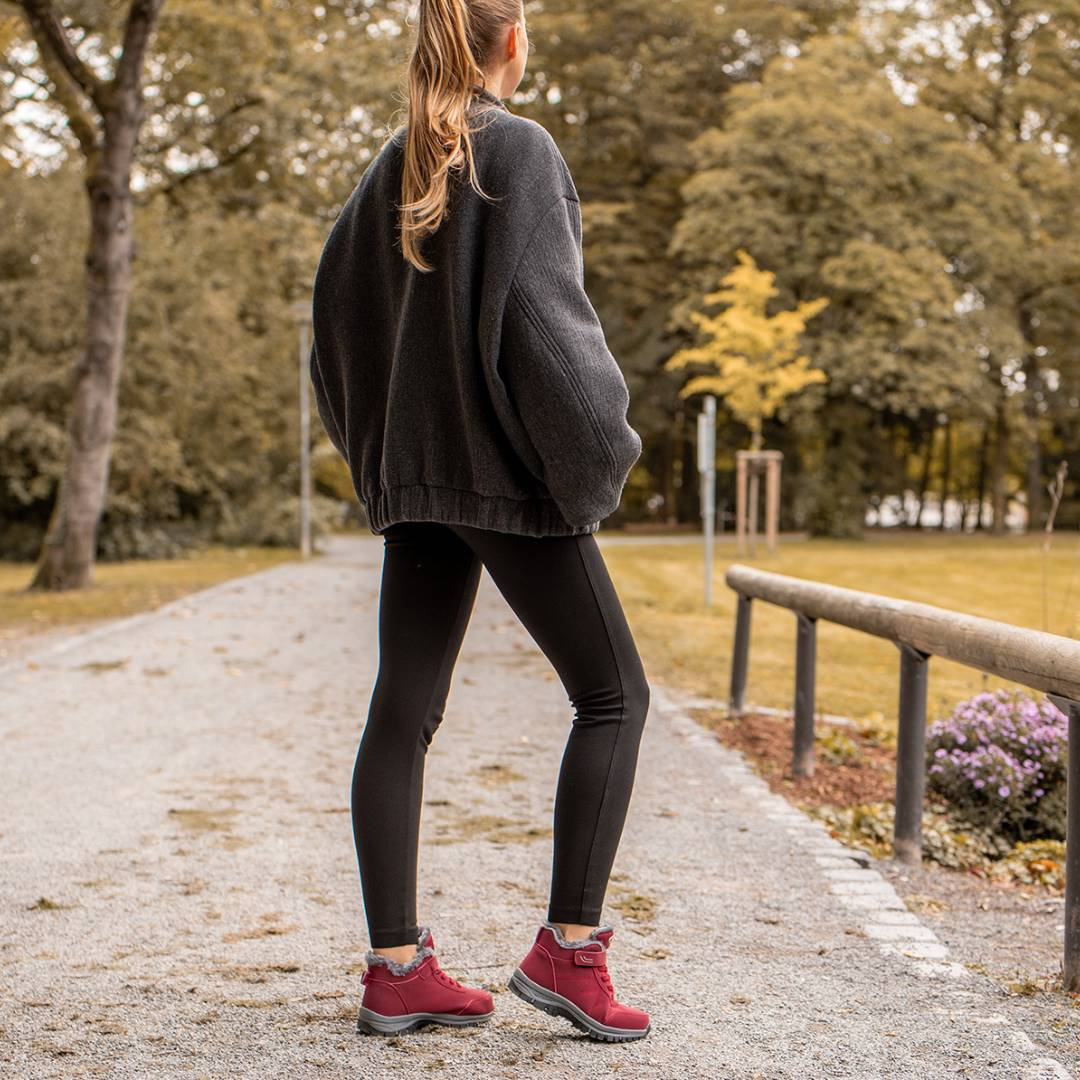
left=356, top=1004, right=493, bottom=1036
left=508, top=967, right=651, bottom=1042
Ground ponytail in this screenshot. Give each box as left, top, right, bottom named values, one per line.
left=397, top=0, right=523, bottom=272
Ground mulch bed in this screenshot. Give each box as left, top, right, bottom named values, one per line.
left=690, top=706, right=898, bottom=810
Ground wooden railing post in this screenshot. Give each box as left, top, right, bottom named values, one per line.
left=1049, top=694, right=1080, bottom=992
left=730, top=594, right=752, bottom=715
left=723, top=563, right=1080, bottom=991
left=893, top=643, right=929, bottom=864
left=793, top=612, right=816, bottom=777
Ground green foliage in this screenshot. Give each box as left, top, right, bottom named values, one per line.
left=0, top=162, right=86, bottom=550
left=97, top=521, right=192, bottom=562
left=2, top=1, right=1078, bottom=543
left=664, top=28, right=1078, bottom=533
left=811, top=797, right=1066, bottom=888
left=852, top=712, right=898, bottom=751
left=0, top=2, right=403, bottom=209
left=0, top=159, right=335, bottom=559
left=312, top=443, right=355, bottom=503
left=520, top=0, right=856, bottom=467
left=986, top=840, right=1065, bottom=890
left=814, top=727, right=863, bottom=766
left=670, top=34, right=997, bottom=417
left=809, top=799, right=1013, bottom=869
left=884, top=0, right=1080, bottom=525
left=664, top=250, right=828, bottom=449
left=214, top=491, right=342, bottom=549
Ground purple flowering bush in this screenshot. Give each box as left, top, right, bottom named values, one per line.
left=925, top=689, right=1068, bottom=843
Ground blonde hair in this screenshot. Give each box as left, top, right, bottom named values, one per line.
left=397, top=0, right=523, bottom=272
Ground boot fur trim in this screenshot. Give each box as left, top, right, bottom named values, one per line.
left=541, top=919, right=615, bottom=950
left=364, top=926, right=434, bottom=975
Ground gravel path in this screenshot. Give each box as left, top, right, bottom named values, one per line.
left=0, top=534, right=1074, bottom=1079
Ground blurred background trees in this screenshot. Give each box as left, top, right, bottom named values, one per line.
left=2, top=0, right=1078, bottom=564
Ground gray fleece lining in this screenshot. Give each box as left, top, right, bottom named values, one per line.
left=542, top=919, right=615, bottom=950
left=363, top=925, right=434, bottom=976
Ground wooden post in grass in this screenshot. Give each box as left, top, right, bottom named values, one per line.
left=764, top=452, right=782, bottom=554
left=735, top=450, right=783, bottom=557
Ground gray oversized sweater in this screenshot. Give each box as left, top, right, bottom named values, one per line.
left=309, top=85, right=642, bottom=537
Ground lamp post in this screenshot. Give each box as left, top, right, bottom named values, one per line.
left=289, top=298, right=313, bottom=558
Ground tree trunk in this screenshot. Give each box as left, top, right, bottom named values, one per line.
left=974, top=422, right=989, bottom=530
left=1019, top=308, right=1043, bottom=533
left=1023, top=377, right=1043, bottom=533
left=30, top=81, right=145, bottom=589
left=939, top=417, right=952, bottom=530
left=913, top=422, right=935, bottom=528
left=991, top=395, right=1008, bottom=535
left=663, top=404, right=680, bottom=524
left=1025, top=421, right=1043, bottom=533
left=678, top=419, right=697, bottom=523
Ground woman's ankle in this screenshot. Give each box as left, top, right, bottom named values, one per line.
left=372, top=943, right=417, bottom=963
left=551, top=922, right=598, bottom=940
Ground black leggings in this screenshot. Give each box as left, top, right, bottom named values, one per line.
left=352, top=520, right=651, bottom=948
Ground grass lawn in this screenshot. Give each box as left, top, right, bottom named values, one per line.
left=603, top=530, right=1080, bottom=727
left=0, top=546, right=300, bottom=650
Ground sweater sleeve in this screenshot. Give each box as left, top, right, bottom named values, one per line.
left=309, top=340, right=348, bottom=461
left=497, top=194, right=642, bottom=528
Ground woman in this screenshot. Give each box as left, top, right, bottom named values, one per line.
left=310, top=0, right=651, bottom=1043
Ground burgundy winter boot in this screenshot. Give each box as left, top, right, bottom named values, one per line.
left=357, top=926, right=495, bottom=1035
left=508, top=920, right=651, bottom=1041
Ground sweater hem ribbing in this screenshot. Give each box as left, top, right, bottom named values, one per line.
left=363, top=483, right=599, bottom=538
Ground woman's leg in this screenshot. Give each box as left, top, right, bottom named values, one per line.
left=446, top=523, right=651, bottom=931
left=353, top=521, right=482, bottom=952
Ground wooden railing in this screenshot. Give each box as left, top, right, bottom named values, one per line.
left=724, top=563, right=1080, bottom=990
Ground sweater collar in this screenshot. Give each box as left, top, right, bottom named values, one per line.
left=470, top=84, right=508, bottom=112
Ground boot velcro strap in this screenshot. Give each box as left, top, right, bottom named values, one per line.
left=573, top=949, right=606, bottom=968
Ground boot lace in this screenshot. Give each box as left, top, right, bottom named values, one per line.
left=433, top=964, right=466, bottom=991
left=596, top=959, right=614, bottom=999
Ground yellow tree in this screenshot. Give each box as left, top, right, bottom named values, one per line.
left=666, top=250, right=829, bottom=450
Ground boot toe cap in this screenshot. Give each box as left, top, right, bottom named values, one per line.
left=609, top=1003, right=650, bottom=1030
left=461, top=989, right=495, bottom=1015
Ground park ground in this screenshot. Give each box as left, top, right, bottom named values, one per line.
left=2, top=529, right=1079, bottom=1076
left=0, top=545, right=297, bottom=669
left=6, top=530, right=1076, bottom=717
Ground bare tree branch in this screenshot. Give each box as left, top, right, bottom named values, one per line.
left=136, top=128, right=262, bottom=205
left=16, top=0, right=105, bottom=110
left=113, top=0, right=164, bottom=101
left=136, top=95, right=264, bottom=158
left=32, top=45, right=100, bottom=157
